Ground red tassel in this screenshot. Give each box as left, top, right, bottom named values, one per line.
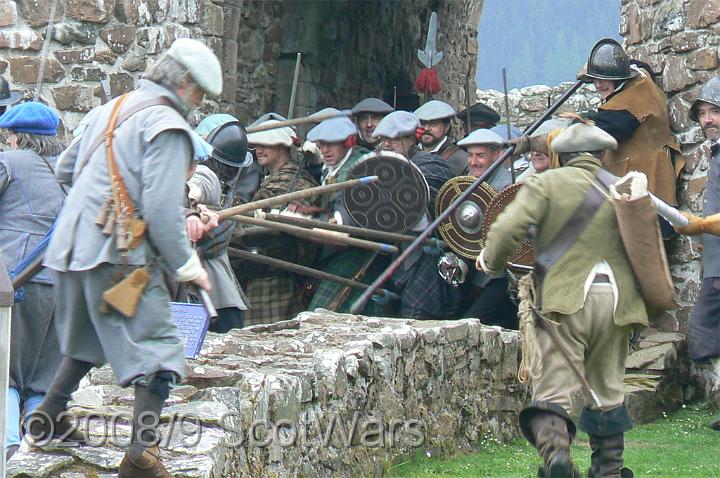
left=415, top=127, right=427, bottom=142
left=344, top=135, right=358, bottom=149
left=414, top=67, right=442, bottom=95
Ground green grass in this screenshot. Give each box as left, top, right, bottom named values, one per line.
left=387, top=405, right=720, bottom=478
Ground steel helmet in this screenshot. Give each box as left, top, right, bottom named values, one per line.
left=581, top=38, right=638, bottom=83
left=690, top=77, right=720, bottom=122
left=207, top=120, right=250, bottom=167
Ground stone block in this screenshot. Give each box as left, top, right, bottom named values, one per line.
left=9, top=56, right=64, bottom=83
left=0, top=0, right=18, bottom=26
left=224, top=39, right=238, bottom=75
left=162, top=23, right=192, bottom=49
left=52, top=22, right=98, bottom=45
left=17, top=0, right=64, bottom=27
left=222, top=73, right=237, bottom=103
left=687, top=0, right=720, bottom=28
left=668, top=96, right=692, bottom=133
left=114, top=0, right=152, bottom=25
left=137, top=26, right=162, bottom=54
left=93, top=48, right=117, bottom=65
left=202, top=2, right=224, bottom=36
left=683, top=142, right=712, bottom=175
left=109, top=72, right=134, bottom=97
left=0, top=30, right=42, bottom=50
left=99, top=24, right=136, bottom=54
left=122, top=45, right=147, bottom=72
left=663, top=56, right=695, bottom=92
left=70, top=66, right=105, bottom=82
left=54, top=47, right=95, bottom=64
left=687, top=48, right=719, bottom=70
left=652, top=0, right=686, bottom=39
left=671, top=31, right=705, bottom=52
left=626, top=343, right=677, bottom=370
left=52, top=85, right=98, bottom=112
left=67, top=0, right=113, bottom=23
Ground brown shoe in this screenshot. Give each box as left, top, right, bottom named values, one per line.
left=24, top=408, right=86, bottom=444
left=118, top=444, right=171, bottom=478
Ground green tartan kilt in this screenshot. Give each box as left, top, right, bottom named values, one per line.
left=308, top=249, right=389, bottom=316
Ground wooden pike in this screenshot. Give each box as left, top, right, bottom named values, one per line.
left=227, top=248, right=398, bottom=302
left=216, top=176, right=379, bottom=221
left=261, top=213, right=444, bottom=248
left=230, top=215, right=398, bottom=254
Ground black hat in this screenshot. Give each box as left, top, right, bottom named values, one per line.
left=207, top=121, right=250, bottom=167
left=0, top=76, right=21, bottom=107
left=457, top=102, right=501, bottom=126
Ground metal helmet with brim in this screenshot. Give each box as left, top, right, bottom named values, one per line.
left=581, top=38, right=638, bottom=83
left=690, top=77, right=720, bottom=122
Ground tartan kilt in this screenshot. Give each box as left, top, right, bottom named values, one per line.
left=244, top=273, right=304, bottom=326
left=308, top=249, right=387, bottom=316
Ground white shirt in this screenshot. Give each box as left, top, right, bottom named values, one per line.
left=427, top=136, right=448, bottom=154
left=583, top=261, right=619, bottom=314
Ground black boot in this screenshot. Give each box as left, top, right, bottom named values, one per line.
left=118, top=372, right=173, bottom=478
left=25, top=357, right=93, bottom=444
left=581, top=405, right=634, bottom=478
left=520, top=401, right=582, bottom=478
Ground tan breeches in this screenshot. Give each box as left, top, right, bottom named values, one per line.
left=532, top=284, right=631, bottom=413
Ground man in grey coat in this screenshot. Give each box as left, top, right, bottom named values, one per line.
left=29, top=38, right=218, bottom=477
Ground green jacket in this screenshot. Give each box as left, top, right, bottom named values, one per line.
left=483, top=154, right=648, bottom=327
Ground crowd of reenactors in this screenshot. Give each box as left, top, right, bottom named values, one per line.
left=2, top=34, right=720, bottom=477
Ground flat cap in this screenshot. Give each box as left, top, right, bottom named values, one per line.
left=247, top=119, right=296, bottom=147
left=414, top=100, right=456, bottom=121
left=457, top=102, right=501, bottom=125
left=0, top=101, right=58, bottom=135
left=550, top=123, right=617, bottom=153
left=352, top=97, right=394, bottom=115
left=166, top=38, right=222, bottom=96
left=531, top=118, right=570, bottom=137
left=373, top=111, right=420, bottom=139
left=457, top=128, right=504, bottom=147
left=307, top=115, right=357, bottom=142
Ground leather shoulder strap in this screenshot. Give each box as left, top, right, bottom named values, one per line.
left=106, top=94, right=134, bottom=216
left=75, top=95, right=175, bottom=177
left=535, top=170, right=609, bottom=276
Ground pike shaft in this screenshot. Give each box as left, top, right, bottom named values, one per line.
left=217, top=176, right=378, bottom=220
left=261, top=213, right=443, bottom=247
left=230, top=214, right=398, bottom=254
left=349, top=80, right=585, bottom=314
left=227, top=248, right=398, bottom=301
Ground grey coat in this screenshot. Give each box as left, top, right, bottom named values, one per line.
left=45, top=79, right=194, bottom=385
left=0, top=149, right=64, bottom=396
left=188, top=165, right=247, bottom=310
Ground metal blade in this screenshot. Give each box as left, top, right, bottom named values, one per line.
left=417, top=11, right=443, bottom=68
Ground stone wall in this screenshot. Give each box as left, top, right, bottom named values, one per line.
left=8, top=313, right=529, bottom=477
left=0, top=0, right=482, bottom=137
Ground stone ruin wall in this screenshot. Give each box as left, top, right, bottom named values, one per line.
left=0, top=0, right=483, bottom=138
left=8, top=313, right=529, bottom=477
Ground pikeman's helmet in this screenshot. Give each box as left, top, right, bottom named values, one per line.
left=207, top=120, right=251, bottom=167
left=581, top=38, right=638, bottom=83
left=690, top=77, right=720, bottom=122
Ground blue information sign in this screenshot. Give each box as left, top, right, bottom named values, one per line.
left=171, top=302, right=210, bottom=359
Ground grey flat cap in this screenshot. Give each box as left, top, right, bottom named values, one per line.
left=550, top=123, right=617, bottom=153
left=352, top=97, right=394, bottom=115
left=414, top=100, right=456, bottom=121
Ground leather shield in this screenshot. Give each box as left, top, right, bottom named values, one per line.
left=435, top=176, right=497, bottom=260
left=481, top=183, right=535, bottom=271
left=611, top=194, right=678, bottom=313
left=343, top=154, right=428, bottom=233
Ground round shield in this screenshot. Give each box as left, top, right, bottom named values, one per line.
left=435, top=176, right=497, bottom=260
left=343, top=154, right=428, bottom=233
left=481, top=183, right=535, bottom=271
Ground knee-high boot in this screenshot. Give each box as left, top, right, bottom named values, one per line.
left=581, top=405, right=634, bottom=478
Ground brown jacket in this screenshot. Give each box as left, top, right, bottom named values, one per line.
left=601, top=73, right=685, bottom=206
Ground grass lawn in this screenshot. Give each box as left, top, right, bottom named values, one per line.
left=387, top=405, right=720, bottom=478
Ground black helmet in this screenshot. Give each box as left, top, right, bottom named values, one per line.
left=0, top=76, right=21, bottom=107
left=207, top=120, right=250, bottom=167
left=690, top=77, right=720, bottom=122
left=581, top=38, right=638, bottom=83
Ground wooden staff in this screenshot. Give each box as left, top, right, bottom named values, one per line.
left=230, top=215, right=398, bottom=254
left=11, top=254, right=44, bottom=289
left=217, top=176, right=378, bottom=220
left=245, top=110, right=351, bottom=134
left=261, top=213, right=444, bottom=247
left=227, top=248, right=398, bottom=302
